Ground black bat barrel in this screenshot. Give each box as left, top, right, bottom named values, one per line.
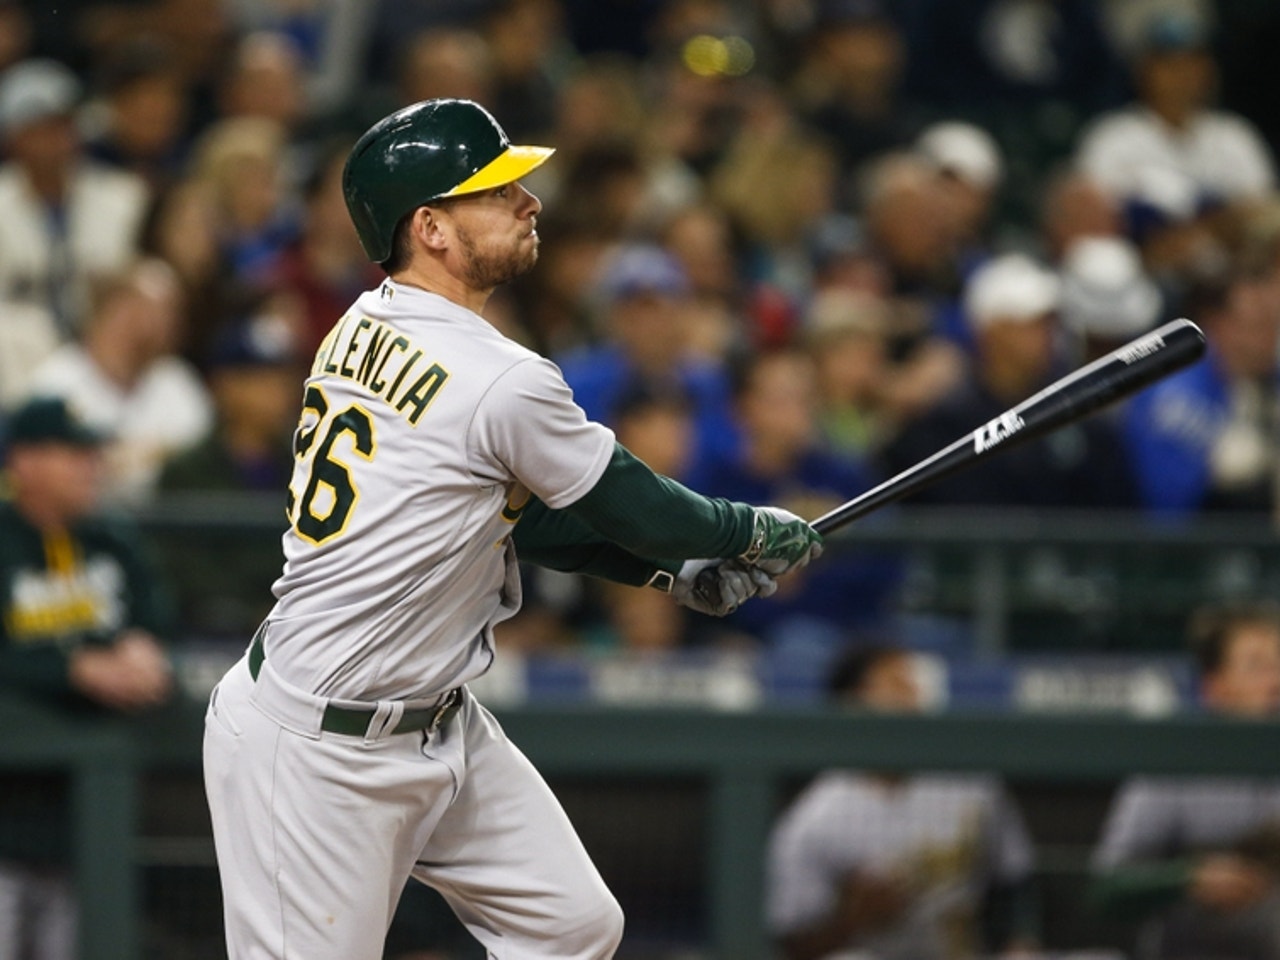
left=812, top=318, right=1206, bottom=536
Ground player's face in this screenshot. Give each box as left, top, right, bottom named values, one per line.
left=855, top=653, right=923, bottom=713
left=10, top=443, right=104, bottom=521
left=1204, top=626, right=1280, bottom=717
left=445, top=182, right=543, bottom=290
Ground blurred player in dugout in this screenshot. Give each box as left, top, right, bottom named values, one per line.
left=766, top=643, right=1040, bottom=960
left=0, top=395, right=173, bottom=960
left=1091, top=601, right=1280, bottom=960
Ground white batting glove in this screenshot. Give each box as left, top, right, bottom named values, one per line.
left=672, top=558, right=758, bottom=616
left=745, top=564, right=779, bottom=598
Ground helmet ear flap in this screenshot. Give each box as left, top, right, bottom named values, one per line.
left=342, top=98, right=554, bottom=265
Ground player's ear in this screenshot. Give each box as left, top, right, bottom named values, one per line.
left=413, top=206, right=450, bottom=251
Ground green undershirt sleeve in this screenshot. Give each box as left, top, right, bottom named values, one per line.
left=512, top=443, right=757, bottom=585
left=567, top=443, right=756, bottom=559
left=513, top=495, right=671, bottom=587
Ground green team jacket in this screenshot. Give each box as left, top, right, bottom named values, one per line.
left=0, top=498, right=169, bottom=706
left=0, top=498, right=171, bottom=863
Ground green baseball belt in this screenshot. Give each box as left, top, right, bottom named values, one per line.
left=247, top=629, right=462, bottom=737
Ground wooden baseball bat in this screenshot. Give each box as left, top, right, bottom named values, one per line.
left=809, top=317, right=1205, bottom=536
left=693, top=318, right=1206, bottom=612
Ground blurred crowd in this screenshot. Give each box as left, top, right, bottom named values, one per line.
left=1, top=0, right=1279, bottom=662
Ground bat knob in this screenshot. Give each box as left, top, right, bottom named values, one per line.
left=693, top=566, right=728, bottom=613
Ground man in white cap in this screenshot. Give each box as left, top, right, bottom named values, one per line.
left=882, top=252, right=1138, bottom=508
left=1059, top=235, right=1164, bottom=364
left=915, top=120, right=1004, bottom=270
left=0, top=58, right=150, bottom=340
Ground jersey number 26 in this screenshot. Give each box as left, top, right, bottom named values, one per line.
left=286, top=383, right=376, bottom=545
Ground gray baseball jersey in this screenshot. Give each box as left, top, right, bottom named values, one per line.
left=1093, top=776, right=1280, bottom=867
left=203, top=279, right=626, bottom=960
left=267, top=279, right=614, bottom=701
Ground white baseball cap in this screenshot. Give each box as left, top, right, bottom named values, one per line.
left=964, top=253, right=1060, bottom=328
left=0, top=58, right=81, bottom=135
left=1059, top=236, right=1162, bottom=338
left=916, top=121, right=1003, bottom=191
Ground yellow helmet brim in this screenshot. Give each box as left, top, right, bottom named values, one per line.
left=442, top=145, right=556, bottom=198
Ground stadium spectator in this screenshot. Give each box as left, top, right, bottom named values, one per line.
left=1091, top=600, right=1280, bottom=960
left=217, top=30, right=306, bottom=133
left=658, top=203, right=745, bottom=362
left=556, top=243, right=738, bottom=481
left=186, top=114, right=302, bottom=311
left=1039, top=167, right=1125, bottom=263
left=0, top=302, right=60, bottom=412
left=857, top=151, right=969, bottom=418
left=269, top=138, right=382, bottom=356
left=481, top=0, right=564, bottom=141
left=766, top=642, right=1039, bottom=960
left=711, top=89, right=843, bottom=342
left=884, top=252, right=1138, bottom=509
left=858, top=151, right=961, bottom=307
left=0, top=57, right=151, bottom=339
left=1074, top=9, right=1276, bottom=279
left=1123, top=265, right=1280, bottom=516
left=787, top=0, right=924, bottom=183
left=394, top=26, right=494, bottom=109
left=223, top=0, right=375, bottom=121
left=539, top=54, right=702, bottom=234
left=75, top=0, right=235, bottom=130
left=139, top=174, right=231, bottom=363
left=802, top=288, right=895, bottom=459
left=550, top=142, right=653, bottom=243
left=81, top=36, right=192, bottom=193
left=214, top=31, right=320, bottom=184
left=914, top=120, right=1005, bottom=276
left=157, top=309, right=302, bottom=639
left=500, top=212, right=611, bottom=356
left=697, top=347, right=904, bottom=661
left=0, top=395, right=173, bottom=960
left=0, top=0, right=32, bottom=74
left=364, top=0, right=493, bottom=86
left=1058, top=235, right=1165, bottom=365
left=25, top=258, right=213, bottom=505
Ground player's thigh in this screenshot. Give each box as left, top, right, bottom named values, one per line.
left=413, top=699, right=623, bottom=959
left=205, top=668, right=457, bottom=959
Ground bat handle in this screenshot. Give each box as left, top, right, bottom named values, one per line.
left=692, top=565, right=727, bottom=612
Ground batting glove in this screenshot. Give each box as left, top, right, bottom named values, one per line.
left=672, top=558, right=759, bottom=617
left=740, top=506, right=823, bottom=577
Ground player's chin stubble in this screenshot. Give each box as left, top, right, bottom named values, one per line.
left=457, top=225, right=539, bottom=290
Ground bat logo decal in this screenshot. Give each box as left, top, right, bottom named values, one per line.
left=1114, top=333, right=1165, bottom=365
left=974, top=411, right=1026, bottom=453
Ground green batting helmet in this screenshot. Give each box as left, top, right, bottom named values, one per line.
left=342, top=98, right=555, bottom=264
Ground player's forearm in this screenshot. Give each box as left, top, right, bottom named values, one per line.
left=513, top=496, right=675, bottom=586
left=565, top=443, right=755, bottom=560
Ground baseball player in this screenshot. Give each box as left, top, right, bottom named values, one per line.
left=202, top=98, right=823, bottom=960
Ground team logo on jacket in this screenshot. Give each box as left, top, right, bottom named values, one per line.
left=974, top=411, right=1025, bottom=453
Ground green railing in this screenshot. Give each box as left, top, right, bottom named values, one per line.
left=134, top=495, right=1280, bottom=656
left=3, top=693, right=1279, bottom=960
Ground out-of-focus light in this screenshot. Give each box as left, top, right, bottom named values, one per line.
left=682, top=34, right=755, bottom=77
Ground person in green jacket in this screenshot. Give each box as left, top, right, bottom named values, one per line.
left=0, top=394, right=173, bottom=960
